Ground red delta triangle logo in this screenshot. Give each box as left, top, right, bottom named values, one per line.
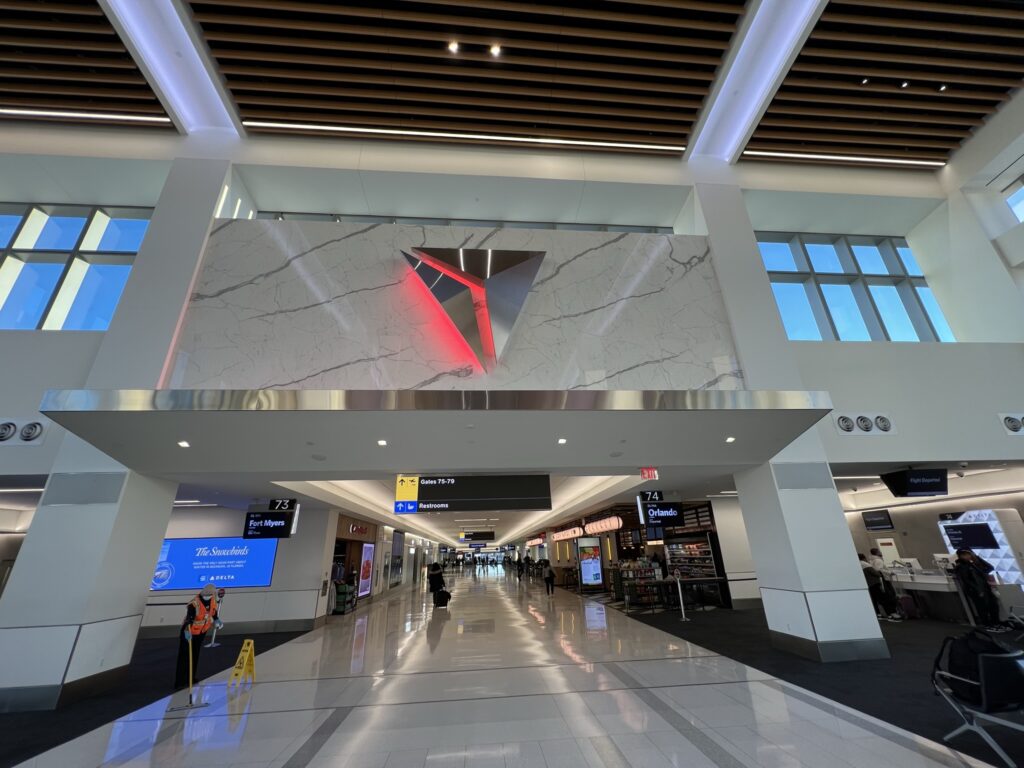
left=402, top=247, right=545, bottom=371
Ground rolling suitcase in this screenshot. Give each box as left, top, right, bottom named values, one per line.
left=434, top=589, right=451, bottom=608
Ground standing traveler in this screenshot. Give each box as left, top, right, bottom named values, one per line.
left=516, top=558, right=524, bottom=582
left=953, top=548, right=1005, bottom=630
left=859, top=554, right=901, bottom=622
left=427, top=562, right=447, bottom=607
left=542, top=560, right=556, bottom=596
left=174, top=583, right=221, bottom=689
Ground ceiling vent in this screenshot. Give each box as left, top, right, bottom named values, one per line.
left=834, top=414, right=895, bottom=435
left=0, top=418, right=48, bottom=446
left=1000, top=414, right=1024, bottom=435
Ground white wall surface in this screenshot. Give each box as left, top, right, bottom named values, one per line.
left=792, top=342, right=1024, bottom=463
left=711, top=498, right=759, bottom=601
left=0, top=331, right=103, bottom=475
left=908, top=197, right=1024, bottom=343
left=142, top=506, right=337, bottom=633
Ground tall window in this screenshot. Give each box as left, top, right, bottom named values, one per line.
left=1007, top=184, right=1024, bottom=223
left=0, top=205, right=149, bottom=331
left=758, top=233, right=955, bottom=343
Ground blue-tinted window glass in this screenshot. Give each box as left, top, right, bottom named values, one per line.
left=33, top=216, right=86, bottom=250
left=62, top=263, right=131, bottom=331
left=0, top=261, right=64, bottom=329
left=771, top=282, right=822, bottom=340
left=820, top=283, right=871, bottom=341
left=758, top=242, right=798, bottom=272
left=916, top=286, right=955, bottom=342
left=97, top=219, right=149, bottom=252
left=805, top=243, right=842, bottom=273
left=852, top=244, right=888, bottom=275
left=1007, top=187, right=1024, bottom=223
left=0, top=214, right=21, bottom=248
left=897, top=246, right=923, bottom=276
left=869, top=285, right=918, bottom=341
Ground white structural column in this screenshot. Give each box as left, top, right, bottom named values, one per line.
left=692, top=181, right=887, bottom=661
left=0, top=158, right=230, bottom=710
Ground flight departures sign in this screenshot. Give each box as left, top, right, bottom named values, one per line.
left=393, top=474, right=551, bottom=514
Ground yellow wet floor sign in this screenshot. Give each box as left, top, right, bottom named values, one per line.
left=228, top=639, right=255, bottom=687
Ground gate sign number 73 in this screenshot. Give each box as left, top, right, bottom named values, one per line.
left=269, top=498, right=297, bottom=511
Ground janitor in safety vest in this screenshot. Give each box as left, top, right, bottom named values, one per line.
left=174, top=583, right=222, bottom=689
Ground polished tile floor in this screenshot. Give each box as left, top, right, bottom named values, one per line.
left=15, top=568, right=993, bottom=768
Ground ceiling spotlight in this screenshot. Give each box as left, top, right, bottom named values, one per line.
left=377, top=439, right=387, bottom=447
left=177, top=440, right=190, bottom=448
left=725, top=436, right=736, bottom=443
left=490, top=44, right=502, bottom=57
left=900, top=81, right=909, bottom=88
left=557, top=438, right=567, bottom=445
left=448, top=40, right=459, bottom=53
left=939, top=84, right=947, bottom=92
left=860, top=77, right=869, bottom=85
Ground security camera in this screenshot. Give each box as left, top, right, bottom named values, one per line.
left=958, top=461, right=969, bottom=468
left=956, top=471, right=965, bottom=478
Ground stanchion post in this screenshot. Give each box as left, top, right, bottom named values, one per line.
left=675, top=571, right=690, bottom=623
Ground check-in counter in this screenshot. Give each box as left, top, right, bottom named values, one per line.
left=889, top=570, right=973, bottom=624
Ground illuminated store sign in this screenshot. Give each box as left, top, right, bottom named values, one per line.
left=584, top=516, right=623, bottom=535
left=552, top=527, right=583, bottom=542
left=526, top=536, right=546, bottom=547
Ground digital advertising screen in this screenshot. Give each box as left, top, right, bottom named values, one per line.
left=578, top=538, right=603, bottom=586
left=944, top=523, right=999, bottom=551
left=150, top=537, right=278, bottom=591
left=358, top=543, right=375, bottom=598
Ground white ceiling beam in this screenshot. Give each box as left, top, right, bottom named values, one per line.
left=687, top=0, right=827, bottom=164
left=99, top=0, right=242, bottom=136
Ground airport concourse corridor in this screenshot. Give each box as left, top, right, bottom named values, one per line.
left=16, top=569, right=990, bottom=768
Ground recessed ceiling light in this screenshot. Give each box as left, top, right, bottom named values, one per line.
left=725, top=436, right=736, bottom=443
left=860, top=77, right=869, bottom=85
left=377, top=439, right=387, bottom=447
left=939, top=84, right=947, bottom=92
left=490, top=44, right=502, bottom=57
left=557, top=438, right=567, bottom=445
left=900, top=81, right=909, bottom=88
left=177, top=440, right=190, bottom=448
left=448, top=41, right=459, bottom=53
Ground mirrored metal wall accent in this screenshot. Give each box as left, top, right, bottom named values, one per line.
left=402, top=247, right=545, bottom=370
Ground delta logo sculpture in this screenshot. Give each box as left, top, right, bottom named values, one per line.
left=402, top=247, right=545, bottom=371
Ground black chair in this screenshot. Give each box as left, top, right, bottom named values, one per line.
left=933, top=644, right=1024, bottom=767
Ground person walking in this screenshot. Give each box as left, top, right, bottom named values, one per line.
left=953, top=548, right=1005, bottom=630
left=542, top=560, right=556, bottom=597
left=174, top=583, right=221, bottom=689
left=516, top=558, right=524, bottom=582
left=427, top=562, right=446, bottom=608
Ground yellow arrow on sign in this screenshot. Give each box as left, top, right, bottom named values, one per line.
left=395, top=475, right=419, bottom=502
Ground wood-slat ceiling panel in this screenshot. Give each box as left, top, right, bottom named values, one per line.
left=0, top=0, right=170, bottom=127
left=189, top=0, right=745, bottom=153
left=746, top=1, right=1024, bottom=167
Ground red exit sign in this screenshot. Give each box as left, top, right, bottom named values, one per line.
left=640, top=467, right=659, bottom=481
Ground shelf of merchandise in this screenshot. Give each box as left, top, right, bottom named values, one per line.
left=666, top=536, right=719, bottom=580
left=620, top=566, right=660, bottom=611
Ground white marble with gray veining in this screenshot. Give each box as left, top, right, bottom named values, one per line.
left=172, top=221, right=744, bottom=391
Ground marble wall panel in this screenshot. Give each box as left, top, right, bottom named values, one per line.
left=173, top=221, right=743, bottom=391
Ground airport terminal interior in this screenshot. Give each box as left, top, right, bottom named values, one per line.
left=4, top=1, right=1024, bottom=767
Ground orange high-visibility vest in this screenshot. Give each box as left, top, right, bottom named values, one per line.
left=188, top=595, right=217, bottom=636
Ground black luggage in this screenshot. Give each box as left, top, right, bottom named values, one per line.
left=935, top=629, right=1011, bottom=704
left=434, top=589, right=451, bottom=608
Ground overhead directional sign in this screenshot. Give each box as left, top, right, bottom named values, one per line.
left=460, top=531, right=495, bottom=542
left=392, top=474, right=550, bottom=514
